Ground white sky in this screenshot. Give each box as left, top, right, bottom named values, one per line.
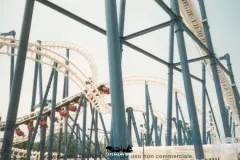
left=0, top=0, right=240, bottom=144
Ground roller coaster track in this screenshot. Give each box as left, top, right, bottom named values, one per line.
left=0, top=37, right=110, bottom=114
left=179, top=0, right=240, bottom=125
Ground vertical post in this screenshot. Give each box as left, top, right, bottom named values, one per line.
left=233, top=122, right=236, bottom=137
left=118, top=0, right=126, bottom=61
left=128, top=108, right=141, bottom=146
left=205, top=89, right=221, bottom=139
left=48, top=63, right=58, bottom=158
left=99, top=113, right=110, bottom=145
left=81, top=98, right=87, bottom=160
left=198, top=0, right=231, bottom=137
left=87, top=106, right=95, bottom=160
left=64, top=96, right=83, bottom=160
left=105, top=1, right=128, bottom=158
left=0, top=0, right=35, bottom=159
left=175, top=93, right=182, bottom=145
left=166, top=22, right=174, bottom=146
left=27, top=53, right=39, bottom=150
left=27, top=69, right=54, bottom=159
left=64, top=49, right=70, bottom=152
left=229, top=112, right=232, bottom=132
left=94, top=111, right=99, bottom=159
left=154, top=117, right=159, bottom=146
left=220, top=54, right=240, bottom=120
left=75, top=126, right=79, bottom=160
left=37, top=40, right=47, bottom=160
left=10, top=31, right=16, bottom=92
left=171, top=0, right=204, bottom=158
left=159, top=124, right=162, bottom=146
left=202, top=63, right=206, bottom=144
left=126, top=108, right=132, bottom=145
left=145, top=83, right=150, bottom=146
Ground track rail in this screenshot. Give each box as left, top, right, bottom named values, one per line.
left=0, top=37, right=110, bottom=113
left=179, top=0, right=239, bottom=125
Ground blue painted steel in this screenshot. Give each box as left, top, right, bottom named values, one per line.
left=233, top=122, right=236, bottom=137
left=159, top=124, right=163, bottom=146
left=10, top=32, right=15, bottom=92
left=198, top=0, right=231, bottom=137
left=87, top=105, right=95, bottom=159
left=27, top=53, right=39, bottom=152
left=220, top=54, right=240, bottom=120
left=27, top=69, right=54, bottom=159
left=81, top=97, right=87, bottom=160
left=180, top=121, right=188, bottom=145
left=166, top=23, right=174, bottom=146
left=118, top=0, right=125, bottom=61
left=202, top=63, right=207, bottom=144
left=64, top=96, right=83, bottom=160
left=175, top=93, right=182, bottom=145
left=48, top=63, right=58, bottom=159
left=145, top=83, right=150, bottom=146
left=129, top=107, right=142, bottom=146
left=64, top=49, right=70, bottom=152
left=104, top=1, right=128, bottom=159
left=154, top=117, right=159, bottom=146
left=99, top=112, right=110, bottom=145
left=230, top=112, right=233, bottom=131
left=171, top=0, right=204, bottom=158
left=176, top=96, right=190, bottom=144
left=126, top=108, right=132, bottom=145
left=75, top=126, right=79, bottom=160
left=0, top=0, right=35, bottom=158
left=205, top=88, right=220, bottom=139
left=173, top=134, right=177, bottom=145
left=94, top=110, right=99, bottom=157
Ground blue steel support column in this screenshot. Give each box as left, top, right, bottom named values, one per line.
left=175, top=93, right=182, bottom=145
left=205, top=88, right=220, bottom=139
left=220, top=54, right=240, bottom=120
left=0, top=0, right=35, bottom=159
left=171, top=0, right=204, bottom=158
left=64, top=96, right=83, bottom=160
left=166, top=23, right=174, bottom=146
left=99, top=112, right=110, bottom=145
left=27, top=53, right=39, bottom=150
left=129, top=108, right=142, bottom=146
left=159, top=124, right=162, bottom=146
left=126, top=108, right=132, bottom=145
left=94, top=111, right=99, bottom=159
left=177, top=97, right=190, bottom=144
left=198, top=0, right=231, bottom=137
left=145, top=83, right=150, bottom=146
left=27, top=69, right=54, bottom=159
left=10, top=31, right=16, bottom=92
left=230, top=112, right=233, bottom=131
left=81, top=97, right=87, bottom=160
left=202, top=63, right=207, bottom=144
left=48, top=63, right=58, bottom=159
left=118, top=0, right=126, bottom=61
left=37, top=41, right=47, bottom=160
left=64, top=49, right=70, bottom=152
left=233, top=122, right=236, bottom=137
left=87, top=105, right=95, bottom=159
left=105, top=0, right=128, bottom=158
left=75, top=126, right=79, bottom=160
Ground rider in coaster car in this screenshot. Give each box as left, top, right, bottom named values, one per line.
left=97, top=85, right=110, bottom=94
left=15, top=127, right=24, bottom=137
left=58, top=107, right=68, bottom=117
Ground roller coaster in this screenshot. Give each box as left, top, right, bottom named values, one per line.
left=0, top=0, right=240, bottom=159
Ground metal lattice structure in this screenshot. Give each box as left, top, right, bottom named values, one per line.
left=0, top=0, right=240, bottom=160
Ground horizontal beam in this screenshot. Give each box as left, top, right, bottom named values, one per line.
left=123, top=20, right=173, bottom=40
left=173, top=55, right=210, bottom=66
left=37, top=0, right=202, bottom=83
left=36, top=0, right=106, bottom=35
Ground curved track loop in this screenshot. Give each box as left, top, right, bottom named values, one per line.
left=0, top=37, right=110, bottom=113
left=101, top=76, right=215, bottom=134
left=0, top=93, right=80, bottom=130
left=40, top=41, right=98, bottom=84
left=179, top=0, right=239, bottom=125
